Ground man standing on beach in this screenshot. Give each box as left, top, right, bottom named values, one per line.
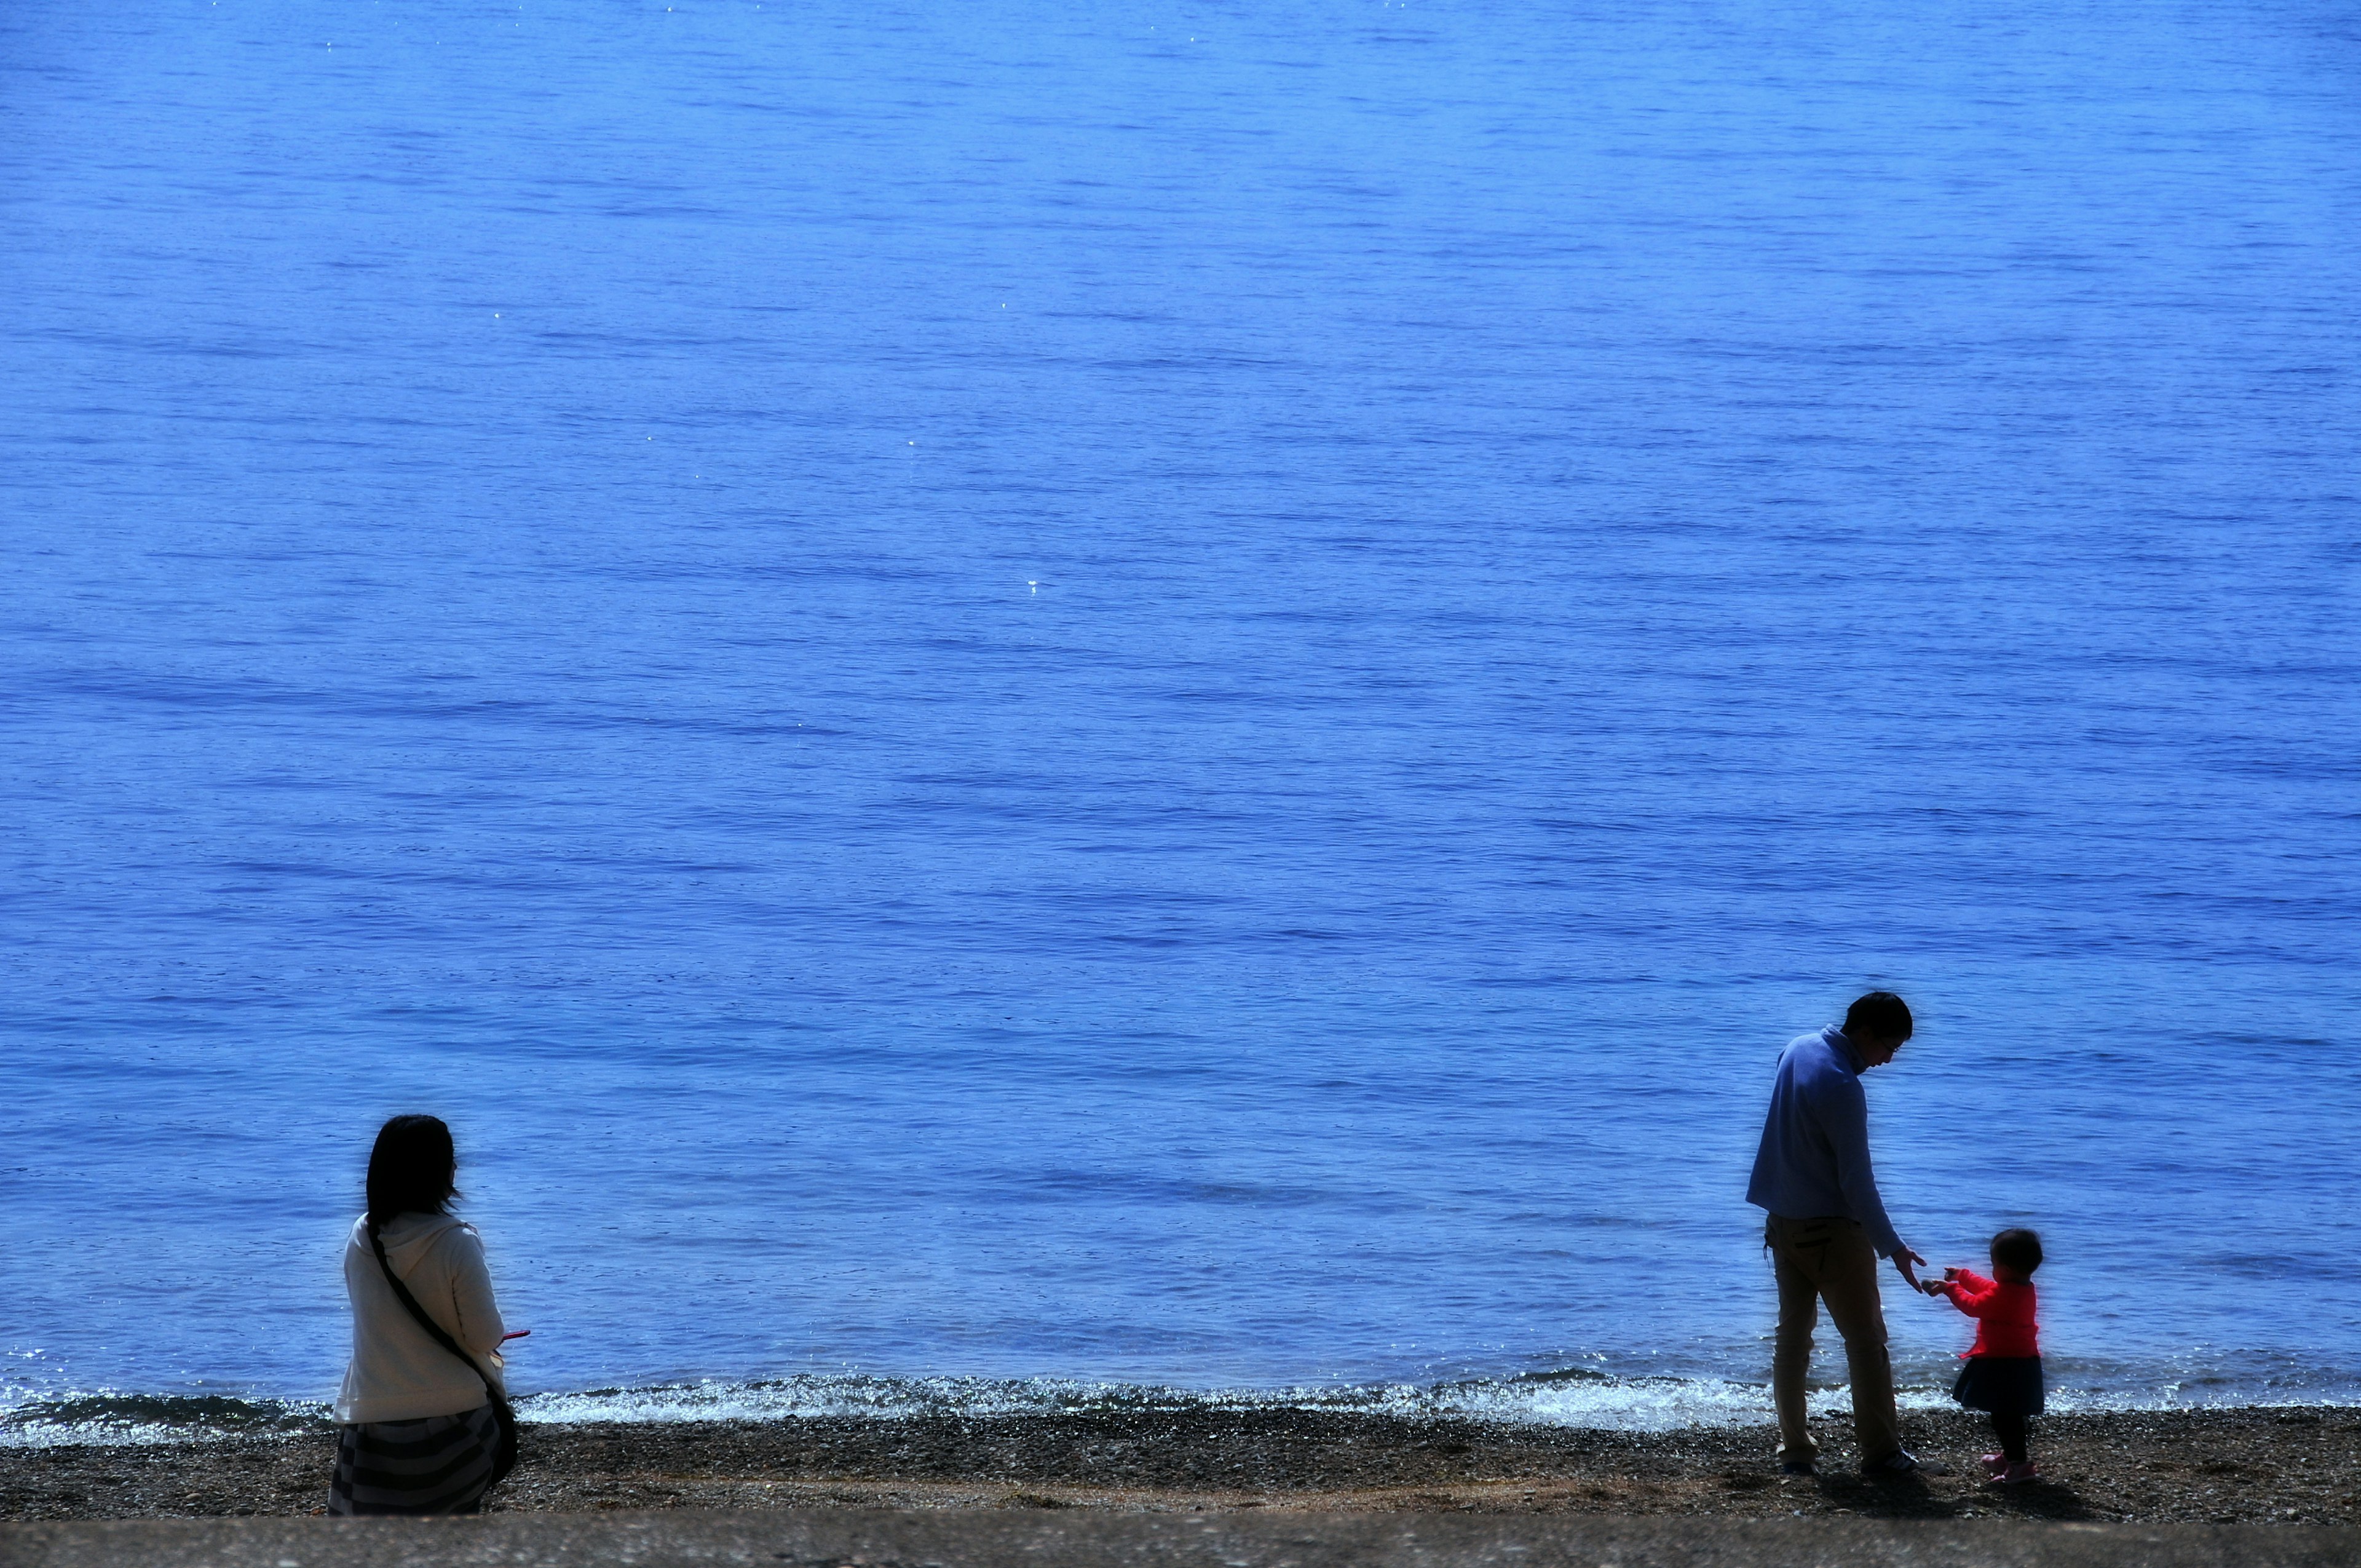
left=1747, top=991, right=1924, bottom=1479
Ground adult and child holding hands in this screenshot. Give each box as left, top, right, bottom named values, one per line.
left=332, top=988, right=2036, bottom=1514
left=1750, top=990, right=2046, bottom=1486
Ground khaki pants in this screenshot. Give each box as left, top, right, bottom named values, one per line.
left=1766, top=1214, right=1900, bottom=1465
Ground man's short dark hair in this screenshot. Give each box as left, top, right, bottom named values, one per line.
left=1991, top=1228, right=2044, bottom=1274
left=1843, top=991, right=1913, bottom=1042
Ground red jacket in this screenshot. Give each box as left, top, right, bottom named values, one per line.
left=1937, top=1269, right=2039, bottom=1358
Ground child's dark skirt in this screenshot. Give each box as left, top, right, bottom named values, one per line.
left=1952, top=1355, right=2045, bottom=1416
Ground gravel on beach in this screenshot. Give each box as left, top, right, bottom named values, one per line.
left=7, top=1408, right=2357, bottom=1526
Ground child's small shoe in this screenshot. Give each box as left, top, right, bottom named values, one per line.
left=1980, top=1452, right=2009, bottom=1476
left=1989, top=1461, right=2039, bottom=1486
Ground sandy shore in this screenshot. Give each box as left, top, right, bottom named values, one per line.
left=6, top=1407, right=2356, bottom=1526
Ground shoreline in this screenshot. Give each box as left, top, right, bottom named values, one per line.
left=6, top=1406, right=2358, bottom=1525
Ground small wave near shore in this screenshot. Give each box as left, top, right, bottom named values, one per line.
left=11, top=1364, right=2355, bottom=1449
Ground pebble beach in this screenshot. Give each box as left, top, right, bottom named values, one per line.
left=8, top=1408, right=2355, bottom=1527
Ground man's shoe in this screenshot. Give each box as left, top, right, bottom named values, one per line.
left=1778, top=1458, right=1816, bottom=1477
left=1859, top=1447, right=1922, bottom=1481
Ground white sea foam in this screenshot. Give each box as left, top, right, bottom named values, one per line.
left=0, top=1391, right=331, bottom=1450
left=9, top=1369, right=2352, bottom=1449
left=512, top=1370, right=2338, bottom=1432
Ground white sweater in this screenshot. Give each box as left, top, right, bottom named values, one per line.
left=334, top=1212, right=508, bottom=1424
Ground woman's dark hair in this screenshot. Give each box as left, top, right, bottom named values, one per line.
left=1991, top=1227, right=2044, bottom=1274
left=1843, top=990, right=1913, bottom=1042
left=366, top=1114, right=458, bottom=1228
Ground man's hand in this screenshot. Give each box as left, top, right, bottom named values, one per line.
left=1891, top=1245, right=1927, bottom=1291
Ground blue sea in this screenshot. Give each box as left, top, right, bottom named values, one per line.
left=5, top=0, right=2359, bottom=1446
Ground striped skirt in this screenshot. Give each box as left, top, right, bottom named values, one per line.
left=326, top=1401, right=500, bottom=1516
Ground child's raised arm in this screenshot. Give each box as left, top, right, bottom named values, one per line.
left=1936, top=1268, right=2003, bottom=1315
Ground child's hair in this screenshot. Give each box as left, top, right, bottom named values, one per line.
left=1990, top=1227, right=2043, bottom=1274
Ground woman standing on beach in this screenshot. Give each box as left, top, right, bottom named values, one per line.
left=328, top=1114, right=517, bottom=1515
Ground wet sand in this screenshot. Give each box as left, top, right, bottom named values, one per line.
left=7, top=1407, right=2356, bottom=1526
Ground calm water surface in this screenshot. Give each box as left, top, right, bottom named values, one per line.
left=4, top=0, right=2359, bottom=1438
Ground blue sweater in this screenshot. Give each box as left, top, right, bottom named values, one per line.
left=1745, top=1026, right=1903, bottom=1258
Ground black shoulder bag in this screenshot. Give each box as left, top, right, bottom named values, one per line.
left=368, top=1221, right=521, bottom=1489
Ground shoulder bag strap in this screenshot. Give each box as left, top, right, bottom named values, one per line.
left=368, top=1220, right=503, bottom=1401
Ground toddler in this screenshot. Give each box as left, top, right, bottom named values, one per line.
left=1926, top=1227, right=2044, bottom=1484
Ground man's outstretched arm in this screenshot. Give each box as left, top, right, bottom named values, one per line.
left=1825, top=1077, right=1922, bottom=1287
